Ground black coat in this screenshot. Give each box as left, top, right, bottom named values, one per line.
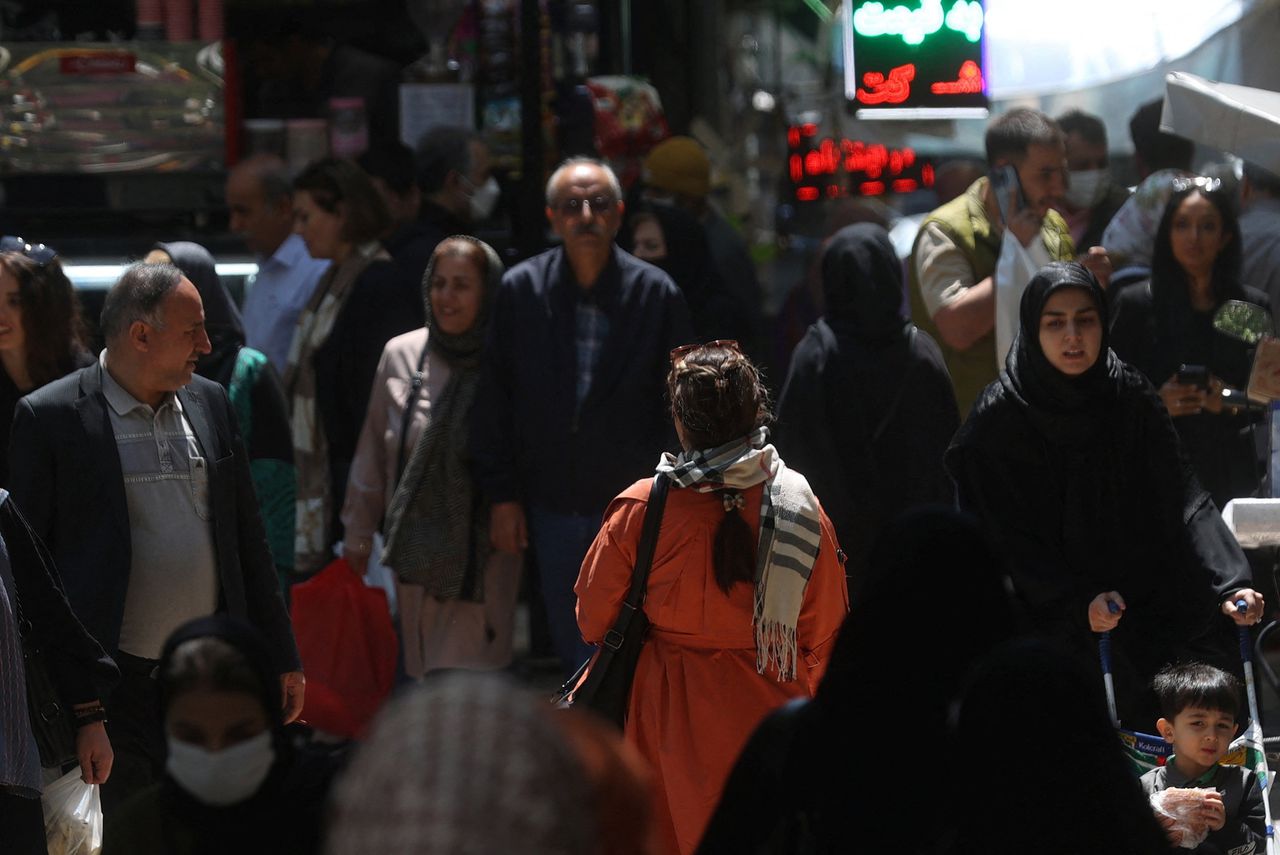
left=8, top=367, right=300, bottom=673
left=775, top=224, right=959, bottom=580
left=471, top=246, right=692, bottom=514
left=948, top=264, right=1252, bottom=730
left=1110, top=279, right=1271, bottom=508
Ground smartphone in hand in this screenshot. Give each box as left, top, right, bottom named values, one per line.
left=1177, top=363, right=1210, bottom=390
left=990, top=164, right=1026, bottom=226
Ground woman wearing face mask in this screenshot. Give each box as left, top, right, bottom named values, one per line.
left=287, top=158, right=422, bottom=578
left=341, top=236, right=520, bottom=677
left=947, top=261, right=1262, bottom=731
left=104, top=616, right=337, bottom=855
left=622, top=204, right=756, bottom=352
left=1110, top=179, right=1271, bottom=509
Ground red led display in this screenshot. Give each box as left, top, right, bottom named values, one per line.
left=787, top=126, right=935, bottom=202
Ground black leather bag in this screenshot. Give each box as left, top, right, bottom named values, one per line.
left=14, top=604, right=77, bottom=769
left=553, top=474, right=670, bottom=728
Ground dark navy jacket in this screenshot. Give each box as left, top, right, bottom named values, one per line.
left=472, top=245, right=692, bottom=515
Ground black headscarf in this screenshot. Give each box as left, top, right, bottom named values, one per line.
left=629, top=203, right=713, bottom=302
left=153, top=617, right=333, bottom=855
left=155, top=241, right=246, bottom=388
left=819, top=222, right=908, bottom=343
left=1001, top=261, right=1122, bottom=445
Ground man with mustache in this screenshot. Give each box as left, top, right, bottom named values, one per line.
left=473, top=157, right=692, bottom=673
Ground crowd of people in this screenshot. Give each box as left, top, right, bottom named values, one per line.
left=1, top=96, right=1278, bottom=855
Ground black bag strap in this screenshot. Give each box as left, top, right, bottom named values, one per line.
left=601, top=474, right=670, bottom=650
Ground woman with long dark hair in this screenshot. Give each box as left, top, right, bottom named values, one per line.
left=1110, top=178, right=1271, bottom=507
left=948, top=261, right=1262, bottom=730
left=0, top=241, right=92, bottom=485
left=575, top=342, right=849, bottom=855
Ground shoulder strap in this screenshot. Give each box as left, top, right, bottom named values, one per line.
left=624, top=474, right=670, bottom=609
left=596, top=474, right=670, bottom=653
left=393, top=341, right=432, bottom=487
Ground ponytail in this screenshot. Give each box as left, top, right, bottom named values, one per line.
left=713, top=490, right=755, bottom=592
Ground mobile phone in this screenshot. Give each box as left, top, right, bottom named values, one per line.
left=989, top=164, right=1025, bottom=225
left=1177, top=363, right=1210, bottom=390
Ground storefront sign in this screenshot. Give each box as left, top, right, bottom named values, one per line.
left=786, top=123, right=935, bottom=201
left=843, top=0, right=988, bottom=119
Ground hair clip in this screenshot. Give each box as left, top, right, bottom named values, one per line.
left=721, top=491, right=746, bottom=512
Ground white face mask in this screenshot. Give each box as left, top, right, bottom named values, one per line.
left=1065, top=168, right=1111, bottom=211
left=166, top=731, right=275, bottom=806
left=467, top=176, right=500, bottom=221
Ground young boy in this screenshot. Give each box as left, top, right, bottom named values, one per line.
left=1140, top=662, right=1267, bottom=853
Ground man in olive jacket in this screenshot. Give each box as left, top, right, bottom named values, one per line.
left=909, top=108, right=1081, bottom=416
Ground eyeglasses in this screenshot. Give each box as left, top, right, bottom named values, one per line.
left=1171, top=175, right=1222, bottom=194
left=552, top=195, right=616, bottom=216
left=0, top=235, right=57, bottom=267
left=670, top=340, right=741, bottom=365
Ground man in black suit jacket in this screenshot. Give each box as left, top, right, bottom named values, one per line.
left=8, top=262, right=303, bottom=810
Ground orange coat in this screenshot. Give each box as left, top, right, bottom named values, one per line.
left=576, top=478, right=850, bottom=855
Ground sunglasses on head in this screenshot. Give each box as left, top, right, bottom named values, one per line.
left=0, top=236, right=57, bottom=267
left=1171, top=175, right=1222, bottom=195
left=552, top=195, right=617, bottom=216
left=670, top=340, right=741, bottom=365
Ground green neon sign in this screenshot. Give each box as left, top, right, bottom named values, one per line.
left=852, top=0, right=984, bottom=46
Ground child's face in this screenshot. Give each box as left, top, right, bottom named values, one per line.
left=1156, top=706, right=1238, bottom=777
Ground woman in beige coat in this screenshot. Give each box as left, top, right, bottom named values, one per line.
left=341, top=236, right=520, bottom=677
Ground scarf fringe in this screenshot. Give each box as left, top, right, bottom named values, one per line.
left=753, top=609, right=798, bottom=682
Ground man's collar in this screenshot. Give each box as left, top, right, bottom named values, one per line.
left=263, top=234, right=310, bottom=269
left=556, top=244, right=620, bottom=295
left=98, top=351, right=178, bottom=416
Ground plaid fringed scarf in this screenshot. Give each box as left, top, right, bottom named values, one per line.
left=656, top=426, right=822, bottom=681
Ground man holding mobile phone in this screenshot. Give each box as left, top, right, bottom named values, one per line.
left=909, top=109, right=1085, bottom=415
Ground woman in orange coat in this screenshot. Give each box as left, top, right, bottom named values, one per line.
left=576, top=341, right=849, bottom=855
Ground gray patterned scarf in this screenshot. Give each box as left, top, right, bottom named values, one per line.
left=381, top=238, right=503, bottom=598
left=656, top=427, right=823, bottom=681
left=284, top=242, right=388, bottom=576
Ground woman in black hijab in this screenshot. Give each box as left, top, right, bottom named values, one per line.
left=947, top=261, right=1261, bottom=730
left=697, top=507, right=1020, bottom=855
left=774, top=223, right=959, bottom=582
left=1110, top=179, right=1270, bottom=509
left=147, top=242, right=296, bottom=586
left=623, top=203, right=757, bottom=351
left=103, top=616, right=338, bottom=855
left=943, top=639, right=1174, bottom=855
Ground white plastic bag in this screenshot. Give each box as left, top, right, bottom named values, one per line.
left=41, top=768, right=102, bottom=855
left=993, top=229, right=1044, bottom=366
left=1150, top=787, right=1215, bottom=849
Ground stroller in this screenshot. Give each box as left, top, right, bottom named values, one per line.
left=1101, top=600, right=1275, bottom=853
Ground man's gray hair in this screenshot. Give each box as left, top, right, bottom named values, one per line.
left=234, top=153, right=294, bottom=207
left=545, top=157, right=623, bottom=206
left=100, top=262, right=183, bottom=342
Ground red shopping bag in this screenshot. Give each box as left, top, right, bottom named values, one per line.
left=290, top=557, right=397, bottom=738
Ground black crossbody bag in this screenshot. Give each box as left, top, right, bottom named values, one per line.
left=553, top=473, right=670, bottom=728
